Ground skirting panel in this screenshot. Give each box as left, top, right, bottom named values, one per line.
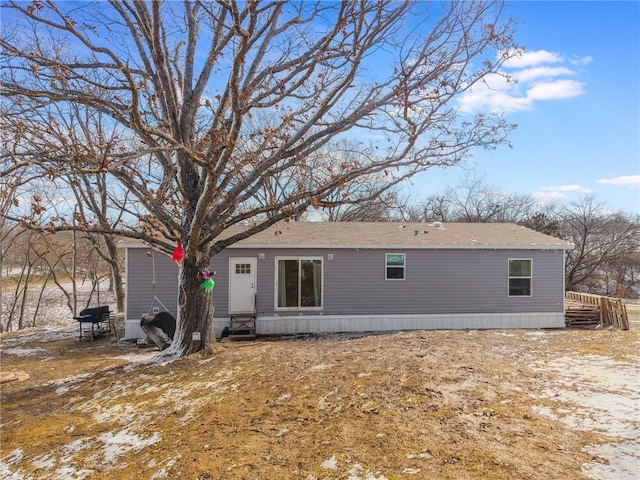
left=124, top=321, right=145, bottom=340
left=127, top=313, right=565, bottom=340
left=213, top=312, right=565, bottom=336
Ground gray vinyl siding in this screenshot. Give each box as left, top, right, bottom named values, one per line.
left=324, top=249, right=563, bottom=315
left=126, top=248, right=179, bottom=322
left=207, top=247, right=565, bottom=317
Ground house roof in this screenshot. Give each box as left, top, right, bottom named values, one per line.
left=119, top=222, right=572, bottom=250
left=226, top=222, right=571, bottom=250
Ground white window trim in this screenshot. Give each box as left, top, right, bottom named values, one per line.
left=385, top=253, right=406, bottom=281
left=508, top=258, right=532, bottom=297
left=274, top=256, right=324, bottom=311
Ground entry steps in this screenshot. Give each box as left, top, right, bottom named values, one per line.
left=228, top=314, right=256, bottom=341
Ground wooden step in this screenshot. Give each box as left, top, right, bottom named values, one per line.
left=228, top=334, right=256, bottom=341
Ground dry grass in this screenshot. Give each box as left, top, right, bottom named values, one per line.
left=1, top=318, right=639, bottom=480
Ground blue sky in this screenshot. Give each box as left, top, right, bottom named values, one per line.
left=2, top=1, right=637, bottom=215
left=410, top=0, right=640, bottom=215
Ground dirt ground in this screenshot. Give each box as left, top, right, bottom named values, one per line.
left=1, top=310, right=639, bottom=480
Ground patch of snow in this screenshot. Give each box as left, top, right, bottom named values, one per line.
left=50, top=373, right=96, bottom=396
left=29, top=445, right=96, bottom=480
left=150, top=454, right=181, bottom=479
left=197, top=356, right=217, bottom=365
left=93, top=403, right=141, bottom=425
left=50, top=465, right=95, bottom=480
left=402, top=468, right=421, bottom=475
left=148, top=374, right=236, bottom=425
left=1, top=323, right=78, bottom=345
left=31, top=452, right=56, bottom=470
left=406, top=450, right=433, bottom=459
left=321, top=455, right=338, bottom=470
left=525, top=331, right=549, bottom=337
left=531, top=354, right=640, bottom=480
left=0, top=449, right=24, bottom=480
left=154, top=380, right=229, bottom=407
left=2, top=346, right=47, bottom=357
left=276, top=392, right=291, bottom=403
left=318, top=388, right=338, bottom=410
left=118, top=351, right=167, bottom=369
left=348, top=462, right=364, bottom=478
left=64, top=437, right=94, bottom=455
left=346, top=463, right=389, bottom=480
left=309, top=363, right=334, bottom=371
left=135, top=383, right=163, bottom=396
left=98, top=430, right=161, bottom=465
left=360, top=473, right=388, bottom=480
left=583, top=442, right=640, bottom=480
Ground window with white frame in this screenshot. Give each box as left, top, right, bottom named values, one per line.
left=276, top=258, right=322, bottom=308
left=386, top=253, right=405, bottom=280
left=508, top=259, right=532, bottom=296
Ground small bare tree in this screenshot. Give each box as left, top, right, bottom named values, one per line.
left=2, top=1, right=520, bottom=355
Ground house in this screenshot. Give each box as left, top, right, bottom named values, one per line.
left=119, top=222, right=572, bottom=339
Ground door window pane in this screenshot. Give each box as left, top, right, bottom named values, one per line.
left=235, top=263, right=251, bottom=274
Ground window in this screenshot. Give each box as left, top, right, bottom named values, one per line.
left=508, top=259, right=532, bottom=296
left=276, top=258, right=322, bottom=309
left=386, top=253, right=405, bottom=280
left=235, top=263, right=251, bottom=274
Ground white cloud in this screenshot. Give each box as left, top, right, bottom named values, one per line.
left=540, top=184, right=593, bottom=193
left=515, top=66, right=574, bottom=82
left=596, top=175, right=640, bottom=189
left=570, top=55, right=593, bottom=67
left=526, top=79, right=586, bottom=100
left=533, top=191, right=567, bottom=203
left=458, top=49, right=589, bottom=114
left=503, top=49, right=563, bottom=68
left=533, top=184, right=594, bottom=205
left=457, top=78, right=533, bottom=113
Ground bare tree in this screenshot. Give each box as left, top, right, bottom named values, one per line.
left=559, top=195, right=640, bottom=293
left=0, top=216, right=115, bottom=331
left=291, top=146, right=407, bottom=222
left=519, top=211, right=561, bottom=237
left=320, top=186, right=404, bottom=222
left=0, top=172, right=20, bottom=328
left=403, top=192, right=457, bottom=222
left=408, top=174, right=537, bottom=223
left=1, top=1, right=520, bottom=356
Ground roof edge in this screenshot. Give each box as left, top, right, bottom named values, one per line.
left=119, top=240, right=572, bottom=251
left=227, top=243, right=572, bottom=250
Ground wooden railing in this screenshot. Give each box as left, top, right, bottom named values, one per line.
left=566, top=291, right=630, bottom=330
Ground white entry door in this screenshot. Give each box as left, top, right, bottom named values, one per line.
left=229, top=257, right=257, bottom=313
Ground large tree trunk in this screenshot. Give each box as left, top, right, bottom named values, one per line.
left=170, top=256, right=216, bottom=356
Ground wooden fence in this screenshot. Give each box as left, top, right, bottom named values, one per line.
left=566, top=291, right=630, bottom=330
